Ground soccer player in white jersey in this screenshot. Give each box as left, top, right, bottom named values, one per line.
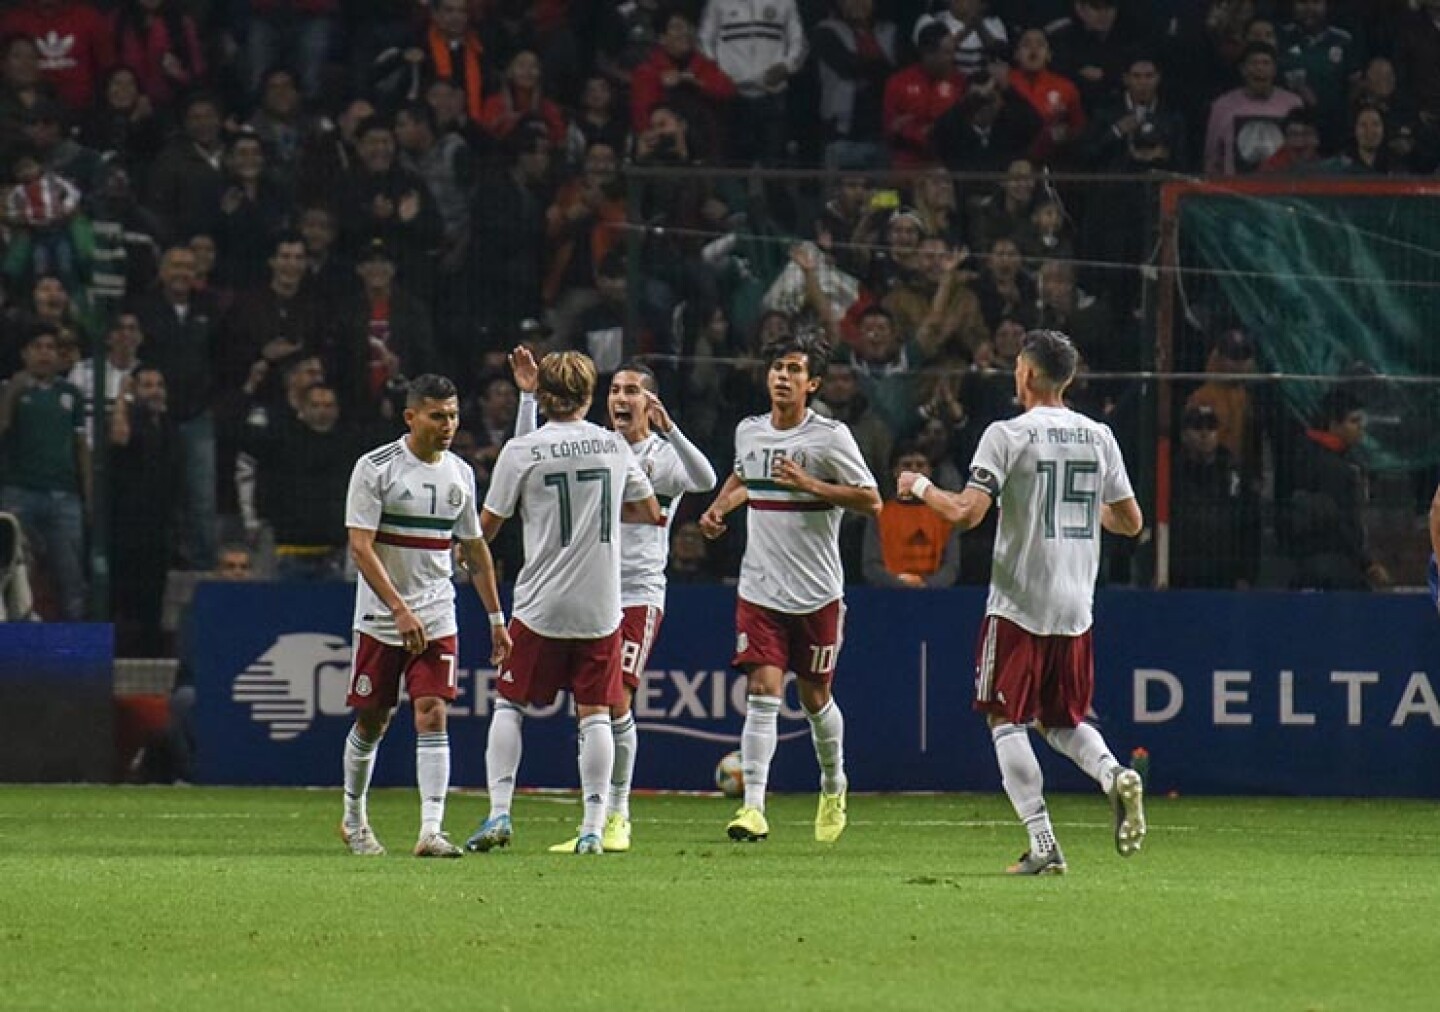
left=898, top=330, right=1147, bottom=875
left=340, top=374, right=512, bottom=858
left=700, top=331, right=881, bottom=843
left=465, top=351, right=662, bottom=855
left=505, top=347, right=717, bottom=852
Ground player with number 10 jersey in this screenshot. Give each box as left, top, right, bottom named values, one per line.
left=701, top=332, right=881, bottom=845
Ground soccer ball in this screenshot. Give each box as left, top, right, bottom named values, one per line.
left=715, top=750, right=744, bottom=798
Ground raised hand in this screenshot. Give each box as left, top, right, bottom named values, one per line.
left=509, top=345, right=539, bottom=393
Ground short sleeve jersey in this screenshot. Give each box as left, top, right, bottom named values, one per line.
left=734, top=410, right=877, bottom=614
left=485, top=419, right=654, bottom=638
left=969, top=406, right=1135, bottom=636
left=345, top=438, right=482, bottom=645
left=620, top=432, right=694, bottom=610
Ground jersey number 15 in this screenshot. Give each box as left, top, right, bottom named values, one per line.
left=1036, top=459, right=1098, bottom=540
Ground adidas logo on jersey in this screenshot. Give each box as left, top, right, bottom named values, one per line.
left=500, top=670, right=515, bottom=683
left=36, top=31, right=77, bottom=66
left=398, top=488, right=414, bottom=501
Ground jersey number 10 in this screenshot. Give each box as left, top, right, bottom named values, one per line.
left=1036, top=459, right=1098, bottom=540
left=543, top=469, right=613, bottom=547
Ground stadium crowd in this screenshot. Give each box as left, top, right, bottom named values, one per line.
left=0, top=0, right=1435, bottom=650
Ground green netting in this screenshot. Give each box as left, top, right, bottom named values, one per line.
left=1179, top=190, right=1440, bottom=470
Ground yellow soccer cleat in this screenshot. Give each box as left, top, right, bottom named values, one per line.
left=815, top=790, right=847, bottom=843
left=547, top=836, right=580, bottom=853
left=726, top=805, right=769, bottom=842
left=601, top=813, right=632, bottom=853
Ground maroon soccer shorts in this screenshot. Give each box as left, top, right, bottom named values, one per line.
left=618, top=605, right=664, bottom=692
left=498, top=619, right=624, bottom=708
left=732, top=597, right=845, bottom=685
left=347, top=632, right=459, bottom=710
left=973, top=615, right=1094, bottom=727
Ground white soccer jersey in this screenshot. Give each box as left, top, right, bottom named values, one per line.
left=345, top=438, right=482, bottom=645
left=734, top=410, right=877, bottom=614
left=969, top=406, right=1135, bottom=636
left=620, top=430, right=716, bottom=609
left=485, top=419, right=654, bottom=638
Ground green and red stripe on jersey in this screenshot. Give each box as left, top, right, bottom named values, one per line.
left=743, top=479, right=836, bottom=512
left=375, top=511, right=455, bottom=550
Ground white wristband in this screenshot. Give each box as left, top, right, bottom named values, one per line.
left=488, top=611, right=506, bottom=628
left=910, top=475, right=934, bottom=500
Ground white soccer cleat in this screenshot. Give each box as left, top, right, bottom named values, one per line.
left=340, top=821, right=386, bottom=856
left=1109, top=768, right=1147, bottom=857
left=413, top=830, right=463, bottom=858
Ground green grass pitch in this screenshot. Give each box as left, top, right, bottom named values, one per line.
left=2, top=787, right=1438, bottom=1011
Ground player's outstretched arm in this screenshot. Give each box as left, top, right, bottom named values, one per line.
left=897, top=470, right=991, bottom=531
left=1100, top=497, right=1144, bottom=537
left=348, top=526, right=427, bottom=654
left=773, top=458, right=882, bottom=518
left=458, top=535, right=512, bottom=666
left=700, top=472, right=747, bottom=539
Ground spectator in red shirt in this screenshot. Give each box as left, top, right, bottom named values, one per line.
left=883, top=22, right=966, bottom=168
left=629, top=10, right=735, bottom=158
left=480, top=49, right=567, bottom=148
left=1002, top=27, right=1086, bottom=165
left=0, top=0, right=114, bottom=112
left=111, top=0, right=205, bottom=112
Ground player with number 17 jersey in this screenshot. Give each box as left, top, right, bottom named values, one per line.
left=485, top=420, right=654, bottom=644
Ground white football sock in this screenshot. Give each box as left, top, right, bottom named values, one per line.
left=741, top=694, right=781, bottom=811
left=992, top=723, right=1058, bottom=856
left=416, top=731, right=450, bottom=838
left=608, top=711, right=637, bottom=819
left=806, top=698, right=847, bottom=796
left=485, top=701, right=524, bottom=818
left=577, top=713, right=614, bottom=838
left=1044, top=723, right=1122, bottom=795
left=343, top=725, right=381, bottom=830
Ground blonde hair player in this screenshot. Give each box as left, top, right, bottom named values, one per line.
left=504, top=346, right=717, bottom=852
left=465, top=351, right=662, bottom=855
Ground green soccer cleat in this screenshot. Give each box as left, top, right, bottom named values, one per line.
left=726, top=806, right=769, bottom=842
left=1006, top=848, right=1068, bottom=876
left=601, top=813, right=632, bottom=853
left=1109, top=768, right=1147, bottom=857
left=547, top=836, right=580, bottom=854
left=340, top=821, right=386, bottom=856
left=815, top=790, right=848, bottom=843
